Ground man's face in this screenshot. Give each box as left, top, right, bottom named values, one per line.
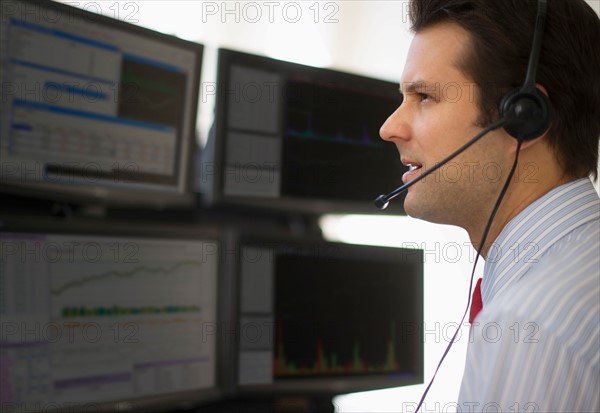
left=380, top=22, right=512, bottom=227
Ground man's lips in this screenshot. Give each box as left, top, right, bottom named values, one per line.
left=401, top=159, right=423, bottom=184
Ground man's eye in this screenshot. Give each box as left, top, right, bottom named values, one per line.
left=418, top=93, right=432, bottom=102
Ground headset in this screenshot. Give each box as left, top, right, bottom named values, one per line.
left=500, top=0, right=552, bottom=142
left=373, top=1, right=552, bottom=411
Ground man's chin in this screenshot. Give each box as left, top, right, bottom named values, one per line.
left=403, top=199, right=429, bottom=221
left=404, top=195, right=451, bottom=225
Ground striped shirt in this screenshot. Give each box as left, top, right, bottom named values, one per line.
left=458, top=178, right=600, bottom=413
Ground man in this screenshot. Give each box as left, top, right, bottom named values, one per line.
left=379, top=0, right=600, bottom=411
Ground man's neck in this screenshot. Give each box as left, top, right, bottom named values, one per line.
left=467, top=174, right=573, bottom=258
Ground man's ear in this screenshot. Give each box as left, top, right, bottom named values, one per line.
left=515, top=83, right=551, bottom=151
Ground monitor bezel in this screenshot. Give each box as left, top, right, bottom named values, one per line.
left=231, top=230, right=424, bottom=396
left=0, top=215, right=226, bottom=412
left=207, top=48, right=407, bottom=216
left=0, top=0, right=203, bottom=210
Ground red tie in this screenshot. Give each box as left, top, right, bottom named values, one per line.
left=469, top=278, right=483, bottom=324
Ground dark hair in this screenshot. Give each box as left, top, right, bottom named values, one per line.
left=410, top=0, right=600, bottom=180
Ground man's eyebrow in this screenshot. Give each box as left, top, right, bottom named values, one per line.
left=400, top=81, right=431, bottom=94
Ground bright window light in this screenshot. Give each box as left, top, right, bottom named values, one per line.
left=264, top=19, right=332, bottom=67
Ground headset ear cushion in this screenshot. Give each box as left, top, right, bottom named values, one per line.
left=500, top=87, right=552, bottom=142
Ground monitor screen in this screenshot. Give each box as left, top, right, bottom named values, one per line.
left=0, top=0, right=202, bottom=209
left=0, top=218, right=221, bottom=412
left=234, top=236, right=423, bottom=395
left=203, top=48, right=406, bottom=214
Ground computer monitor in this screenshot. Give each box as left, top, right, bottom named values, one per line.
left=233, top=234, right=423, bottom=395
left=0, top=217, right=222, bottom=412
left=203, top=48, right=406, bottom=215
left=0, top=0, right=202, bottom=209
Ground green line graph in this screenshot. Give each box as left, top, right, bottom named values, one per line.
left=51, top=260, right=204, bottom=296
left=62, top=304, right=201, bottom=318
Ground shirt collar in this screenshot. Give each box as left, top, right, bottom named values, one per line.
left=482, top=178, right=600, bottom=303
